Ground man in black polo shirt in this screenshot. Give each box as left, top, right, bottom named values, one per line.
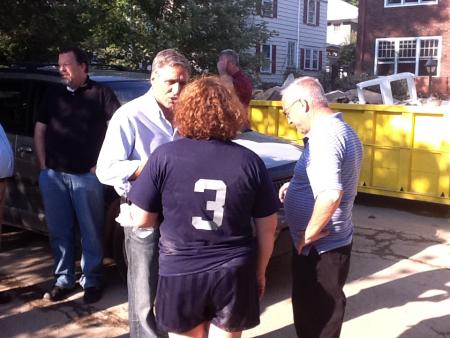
left=34, top=47, right=120, bottom=303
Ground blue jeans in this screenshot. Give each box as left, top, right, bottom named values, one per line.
left=124, top=226, right=161, bottom=338
left=39, top=169, right=104, bottom=289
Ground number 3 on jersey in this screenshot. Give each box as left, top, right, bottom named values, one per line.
left=192, top=179, right=227, bottom=231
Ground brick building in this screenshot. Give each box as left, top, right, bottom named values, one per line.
left=356, top=0, right=449, bottom=96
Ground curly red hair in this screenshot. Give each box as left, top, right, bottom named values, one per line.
left=174, top=76, right=247, bottom=141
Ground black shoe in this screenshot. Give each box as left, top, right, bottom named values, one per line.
left=43, top=285, right=74, bottom=301
left=83, top=287, right=103, bottom=304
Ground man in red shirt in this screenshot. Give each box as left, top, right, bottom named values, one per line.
left=217, top=49, right=253, bottom=107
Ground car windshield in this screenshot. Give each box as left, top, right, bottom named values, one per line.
left=100, top=80, right=150, bottom=105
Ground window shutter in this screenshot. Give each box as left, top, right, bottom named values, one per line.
left=316, top=0, right=320, bottom=26
left=273, top=0, right=278, bottom=18
left=271, top=45, right=277, bottom=74
left=300, top=48, right=305, bottom=70
left=303, top=0, right=308, bottom=24
left=256, top=43, right=261, bottom=55
left=256, top=0, right=261, bottom=15
left=319, top=51, right=322, bottom=70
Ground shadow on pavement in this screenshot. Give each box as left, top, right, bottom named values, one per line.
left=355, top=193, right=450, bottom=218
left=0, top=225, right=128, bottom=337
left=397, top=314, right=450, bottom=338
left=0, top=264, right=128, bottom=337
left=257, top=324, right=296, bottom=338
left=346, top=268, right=450, bottom=322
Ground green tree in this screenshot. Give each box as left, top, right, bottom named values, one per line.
left=150, top=0, right=272, bottom=74
left=0, top=0, right=273, bottom=75
left=0, top=0, right=93, bottom=63
left=343, top=0, right=358, bottom=6
left=338, top=31, right=357, bottom=72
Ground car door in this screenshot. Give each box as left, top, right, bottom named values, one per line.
left=0, top=76, right=56, bottom=234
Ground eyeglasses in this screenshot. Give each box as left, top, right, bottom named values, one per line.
left=283, top=99, right=299, bottom=116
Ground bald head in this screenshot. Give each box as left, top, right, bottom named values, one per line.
left=282, top=76, right=328, bottom=110
left=280, top=77, right=333, bottom=134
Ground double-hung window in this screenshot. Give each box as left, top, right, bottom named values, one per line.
left=304, top=49, right=319, bottom=70
left=385, top=0, right=438, bottom=7
left=374, top=37, right=441, bottom=76
left=261, top=44, right=272, bottom=73
left=307, top=0, right=317, bottom=25
left=261, top=0, right=277, bottom=18
left=287, top=41, right=296, bottom=68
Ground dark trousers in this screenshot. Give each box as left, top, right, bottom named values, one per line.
left=292, top=243, right=352, bottom=338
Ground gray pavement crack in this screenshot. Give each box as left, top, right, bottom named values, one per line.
left=353, top=226, right=449, bottom=269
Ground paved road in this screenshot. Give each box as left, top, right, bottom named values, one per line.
left=0, top=195, right=449, bottom=338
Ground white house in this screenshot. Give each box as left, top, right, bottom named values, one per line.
left=326, top=0, right=358, bottom=46
left=254, top=0, right=328, bottom=85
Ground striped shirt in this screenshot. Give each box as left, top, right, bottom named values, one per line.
left=284, top=112, right=363, bottom=254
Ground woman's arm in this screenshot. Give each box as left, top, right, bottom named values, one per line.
left=130, top=203, right=159, bottom=229
left=254, top=213, right=277, bottom=298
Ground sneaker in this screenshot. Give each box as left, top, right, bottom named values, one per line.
left=83, top=287, right=103, bottom=304
left=43, top=285, right=74, bottom=301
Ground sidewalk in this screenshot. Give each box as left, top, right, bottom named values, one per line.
left=1, top=196, right=449, bottom=337
left=244, top=197, right=450, bottom=338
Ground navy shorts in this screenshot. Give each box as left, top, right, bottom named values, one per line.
left=155, top=262, right=260, bottom=333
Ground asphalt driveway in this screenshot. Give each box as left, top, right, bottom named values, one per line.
left=0, top=195, right=449, bottom=338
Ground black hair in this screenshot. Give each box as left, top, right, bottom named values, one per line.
left=59, top=47, right=89, bottom=72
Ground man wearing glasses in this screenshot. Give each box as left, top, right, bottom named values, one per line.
left=279, top=77, right=363, bottom=338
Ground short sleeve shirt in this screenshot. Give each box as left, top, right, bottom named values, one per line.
left=38, top=78, right=120, bottom=173
left=129, top=138, right=280, bottom=276
left=284, top=113, right=363, bottom=254
left=232, top=70, right=253, bottom=106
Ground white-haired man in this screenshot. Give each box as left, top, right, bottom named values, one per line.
left=279, top=77, right=363, bottom=338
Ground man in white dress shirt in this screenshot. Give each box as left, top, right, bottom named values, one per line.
left=96, top=49, right=191, bottom=338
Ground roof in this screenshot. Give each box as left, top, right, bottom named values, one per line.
left=327, top=0, right=358, bottom=22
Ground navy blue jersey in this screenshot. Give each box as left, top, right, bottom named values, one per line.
left=129, top=137, right=279, bottom=276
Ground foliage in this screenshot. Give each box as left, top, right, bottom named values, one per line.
left=0, top=0, right=273, bottom=73
left=338, top=42, right=356, bottom=73
left=343, top=0, right=358, bottom=6
left=318, top=70, right=374, bottom=93
left=333, top=72, right=374, bottom=92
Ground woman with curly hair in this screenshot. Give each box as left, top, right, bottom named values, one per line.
left=128, top=76, right=279, bottom=338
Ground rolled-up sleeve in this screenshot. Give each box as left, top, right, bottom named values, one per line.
left=96, top=109, right=140, bottom=195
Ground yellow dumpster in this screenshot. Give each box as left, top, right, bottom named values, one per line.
left=248, top=100, right=450, bottom=205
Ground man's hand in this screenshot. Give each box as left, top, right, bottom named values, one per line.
left=278, top=182, right=290, bottom=203
left=129, top=160, right=146, bottom=181
left=217, top=59, right=228, bottom=75
left=296, top=228, right=330, bottom=254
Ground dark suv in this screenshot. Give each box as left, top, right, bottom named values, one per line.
left=0, top=65, right=301, bottom=277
